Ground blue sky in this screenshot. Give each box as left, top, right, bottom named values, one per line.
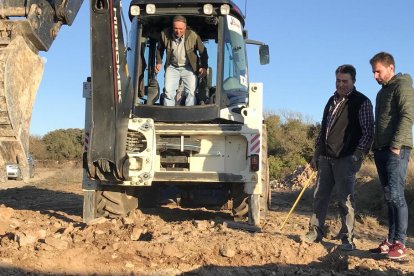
left=30, top=0, right=414, bottom=135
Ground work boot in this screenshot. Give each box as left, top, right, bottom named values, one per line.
left=339, top=239, right=356, bottom=251
left=339, top=235, right=356, bottom=251
left=301, top=226, right=323, bottom=243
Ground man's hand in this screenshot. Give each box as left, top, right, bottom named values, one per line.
left=155, top=63, right=162, bottom=73
left=310, top=148, right=320, bottom=171
left=352, top=149, right=365, bottom=161
left=310, top=154, right=319, bottom=171
left=198, top=67, right=207, bottom=78
left=390, top=147, right=401, bottom=155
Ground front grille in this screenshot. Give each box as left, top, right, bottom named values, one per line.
left=126, top=130, right=147, bottom=153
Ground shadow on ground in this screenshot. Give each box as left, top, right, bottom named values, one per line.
left=183, top=262, right=409, bottom=276
left=0, top=186, right=83, bottom=220
left=0, top=261, right=408, bottom=276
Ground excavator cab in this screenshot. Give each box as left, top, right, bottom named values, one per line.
left=130, top=14, right=217, bottom=107
left=127, top=0, right=262, bottom=123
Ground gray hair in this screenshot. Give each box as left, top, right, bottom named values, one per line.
left=172, top=15, right=187, bottom=25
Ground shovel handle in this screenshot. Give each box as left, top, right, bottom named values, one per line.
left=280, top=168, right=315, bottom=230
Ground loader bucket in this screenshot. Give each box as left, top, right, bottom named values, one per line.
left=0, top=36, right=44, bottom=182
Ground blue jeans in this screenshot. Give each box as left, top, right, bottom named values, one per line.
left=310, top=155, right=362, bottom=243
left=164, top=65, right=197, bottom=106
left=374, top=148, right=410, bottom=244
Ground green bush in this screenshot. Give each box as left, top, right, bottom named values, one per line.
left=268, top=154, right=308, bottom=180
left=30, top=128, right=83, bottom=161
left=265, top=111, right=319, bottom=181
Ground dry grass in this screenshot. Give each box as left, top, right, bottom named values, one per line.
left=407, top=160, right=414, bottom=188
left=36, top=163, right=83, bottom=189
left=358, top=214, right=381, bottom=229
left=358, top=158, right=414, bottom=188
left=357, top=160, right=378, bottom=180
left=58, top=166, right=83, bottom=183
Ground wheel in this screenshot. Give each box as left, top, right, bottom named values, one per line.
left=96, top=187, right=138, bottom=218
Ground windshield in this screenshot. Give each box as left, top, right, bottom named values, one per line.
left=222, top=15, right=248, bottom=106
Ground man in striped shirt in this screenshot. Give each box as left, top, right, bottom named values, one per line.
left=301, top=64, right=374, bottom=251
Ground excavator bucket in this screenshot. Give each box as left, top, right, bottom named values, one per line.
left=0, top=0, right=84, bottom=182
left=0, top=36, right=44, bottom=182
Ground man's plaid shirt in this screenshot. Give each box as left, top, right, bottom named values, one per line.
left=316, top=90, right=374, bottom=154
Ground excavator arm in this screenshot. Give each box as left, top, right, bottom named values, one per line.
left=0, top=0, right=83, bottom=182
left=86, top=0, right=133, bottom=182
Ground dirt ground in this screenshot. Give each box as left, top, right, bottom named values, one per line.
left=0, top=166, right=413, bottom=275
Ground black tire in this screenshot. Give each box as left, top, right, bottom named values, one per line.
left=96, top=187, right=138, bottom=218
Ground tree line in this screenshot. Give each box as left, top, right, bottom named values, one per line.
left=30, top=114, right=320, bottom=180
left=29, top=128, right=84, bottom=161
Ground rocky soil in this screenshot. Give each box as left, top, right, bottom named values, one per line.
left=0, top=166, right=413, bottom=275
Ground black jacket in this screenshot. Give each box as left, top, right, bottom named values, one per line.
left=318, top=90, right=371, bottom=158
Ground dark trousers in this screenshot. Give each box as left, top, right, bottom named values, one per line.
left=374, top=148, right=410, bottom=244
left=310, top=155, right=362, bottom=242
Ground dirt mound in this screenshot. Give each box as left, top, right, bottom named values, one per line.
left=271, top=165, right=316, bottom=190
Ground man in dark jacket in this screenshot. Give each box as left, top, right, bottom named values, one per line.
left=155, top=15, right=208, bottom=106
left=302, top=64, right=374, bottom=251
left=369, top=52, right=414, bottom=259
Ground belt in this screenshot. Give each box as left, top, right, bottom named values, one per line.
left=320, top=155, right=333, bottom=160
left=171, top=64, right=188, bottom=68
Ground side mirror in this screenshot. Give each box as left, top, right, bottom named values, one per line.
left=259, top=44, right=270, bottom=65
left=243, top=30, right=248, bottom=39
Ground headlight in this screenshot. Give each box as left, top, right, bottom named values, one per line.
left=220, top=4, right=230, bottom=15
left=203, top=4, right=213, bottom=15
left=130, top=5, right=140, bottom=16
left=146, top=4, right=156, bottom=14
